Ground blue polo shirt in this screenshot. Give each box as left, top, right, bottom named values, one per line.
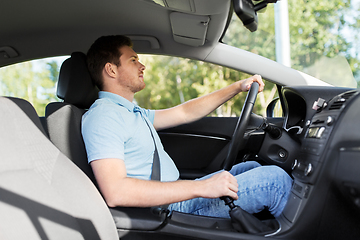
left=82, top=91, right=179, bottom=182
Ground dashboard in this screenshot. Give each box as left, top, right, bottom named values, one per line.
left=271, top=86, right=360, bottom=239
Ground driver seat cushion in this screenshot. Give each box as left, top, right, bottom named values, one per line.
left=0, top=96, right=118, bottom=239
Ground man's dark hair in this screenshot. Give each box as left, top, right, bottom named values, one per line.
left=87, top=35, right=133, bottom=90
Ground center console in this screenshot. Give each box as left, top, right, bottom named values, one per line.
left=278, top=90, right=359, bottom=232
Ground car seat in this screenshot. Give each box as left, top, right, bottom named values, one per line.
left=44, top=52, right=170, bottom=233
left=0, top=96, right=118, bottom=239
left=45, top=52, right=99, bottom=184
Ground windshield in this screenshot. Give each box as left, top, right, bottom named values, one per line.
left=223, top=0, right=360, bottom=88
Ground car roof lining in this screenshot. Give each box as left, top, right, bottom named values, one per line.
left=0, top=0, right=231, bottom=68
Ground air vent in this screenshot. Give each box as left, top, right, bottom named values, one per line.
left=342, top=91, right=357, bottom=100
left=328, top=90, right=358, bottom=110
left=329, top=98, right=345, bottom=110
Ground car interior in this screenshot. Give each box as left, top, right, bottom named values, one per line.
left=2, top=0, right=360, bottom=239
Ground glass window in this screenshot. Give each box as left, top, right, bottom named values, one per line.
left=223, top=0, right=360, bottom=88
left=0, top=55, right=278, bottom=118
left=137, top=55, right=278, bottom=117
left=0, top=56, right=68, bottom=116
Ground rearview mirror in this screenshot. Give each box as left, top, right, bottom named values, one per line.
left=233, top=0, right=271, bottom=32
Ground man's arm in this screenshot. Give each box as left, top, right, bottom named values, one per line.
left=91, top=158, right=239, bottom=207
left=153, top=75, right=264, bottom=130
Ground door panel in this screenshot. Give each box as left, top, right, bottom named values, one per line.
left=159, top=132, right=228, bottom=170
left=159, top=116, right=284, bottom=179
left=159, top=117, right=237, bottom=179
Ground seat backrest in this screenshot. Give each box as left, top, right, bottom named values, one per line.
left=56, top=52, right=98, bottom=109
left=45, top=52, right=99, bottom=184
left=0, top=97, right=118, bottom=239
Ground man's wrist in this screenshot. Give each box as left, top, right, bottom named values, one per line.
left=235, top=80, right=245, bottom=93
left=190, top=179, right=207, bottom=198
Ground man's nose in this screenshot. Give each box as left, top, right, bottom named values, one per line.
left=139, top=62, right=146, bottom=70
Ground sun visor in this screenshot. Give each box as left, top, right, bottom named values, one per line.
left=170, top=12, right=210, bottom=47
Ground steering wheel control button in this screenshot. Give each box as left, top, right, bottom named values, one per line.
left=304, top=163, right=313, bottom=176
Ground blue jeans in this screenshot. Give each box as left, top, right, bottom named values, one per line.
left=168, top=161, right=293, bottom=218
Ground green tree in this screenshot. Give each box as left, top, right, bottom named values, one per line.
left=288, top=0, right=356, bottom=74
left=225, top=0, right=360, bottom=85
left=0, top=60, right=59, bottom=116
left=288, top=0, right=360, bottom=86
left=136, top=54, right=265, bottom=117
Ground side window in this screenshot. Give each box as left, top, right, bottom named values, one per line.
left=0, top=55, right=283, bottom=118
left=136, top=55, right=279, bottom=117
left=0, top=56, right=67, bottom=116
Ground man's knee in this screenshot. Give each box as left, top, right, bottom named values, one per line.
left=266, top=165, right=293, bottom=189
left=231, top=161, right=261, bottom=175
left=247, top=161, right=262, bottom=169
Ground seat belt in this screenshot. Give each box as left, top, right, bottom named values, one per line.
left=150, top=140, right=161, bottom=181
left=144, top=119, right=160, bottom=181
left=144, top=119, right=170, bottom=214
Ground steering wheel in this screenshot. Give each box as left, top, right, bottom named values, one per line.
left=222, top=82, right=259, bottom=171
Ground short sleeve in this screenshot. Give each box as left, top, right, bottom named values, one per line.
left=143, top=109, right=155, bottom=124
left=82, top=104, right=128, bottom=163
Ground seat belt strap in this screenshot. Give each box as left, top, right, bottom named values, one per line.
left=144, top=119, right=160, bottom=181
left=144, top=118, right=170, bottom=212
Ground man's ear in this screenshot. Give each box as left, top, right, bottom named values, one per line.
left=104, top=62, right=117, bottom=78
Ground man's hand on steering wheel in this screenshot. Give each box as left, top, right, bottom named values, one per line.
left=238, top=74, right=264, bottom=93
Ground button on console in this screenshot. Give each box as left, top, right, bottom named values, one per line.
left=304, top=163, right=313, bottom=176
left=326, top=116, right=334, bottom=126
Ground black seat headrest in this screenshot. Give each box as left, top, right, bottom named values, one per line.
left=57, top=52, right=99, bottom=109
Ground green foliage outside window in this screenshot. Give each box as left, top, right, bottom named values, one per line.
left=0, top=60, right=59, bottom=116
left=135, top=55, right=275, bottom=117
left=224, top=0, right=360, bottom=86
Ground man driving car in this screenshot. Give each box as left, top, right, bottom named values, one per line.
left=82, top=35, right=293, bottom=218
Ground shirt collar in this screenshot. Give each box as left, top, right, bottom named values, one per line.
left=98, top=91, right=139, bottom=112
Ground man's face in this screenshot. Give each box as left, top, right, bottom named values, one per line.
left=116, top=46, right=146, bottom=94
